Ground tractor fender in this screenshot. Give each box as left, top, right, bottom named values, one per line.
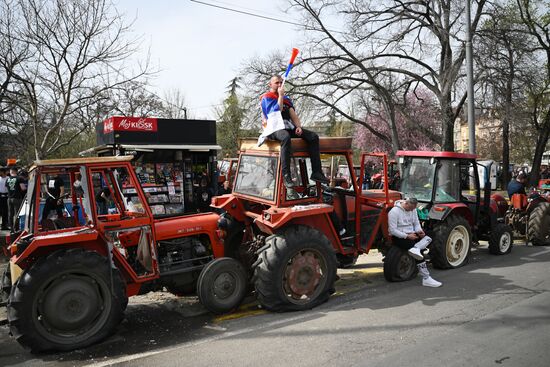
left=13, top=228, right=101, bottom=266
left=428, top=203, right=474, bottom=227
left=211, top=194, right=248, bottom=222
left=254, top=204, right=339, bottom=245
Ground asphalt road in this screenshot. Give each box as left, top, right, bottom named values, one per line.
left=1, top=242, right=549, bottom=367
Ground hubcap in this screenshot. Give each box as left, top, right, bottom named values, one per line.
left=446, top=225, right=469, bottom=267
left=499, top=232, right=512, bottom=252
left=283, top=249, right=326, bottom=304
left=35, top=273, right=110, bottom=343
left=399, top=253, right=415, bottom=278
left=212, top=272, right=237, bottom=300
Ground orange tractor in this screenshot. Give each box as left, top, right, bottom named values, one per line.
left=209, top=138, right=402, bottom=312
left=1, top=156, right=230, bottom=352
left=505, top=180, right=550, bottom=245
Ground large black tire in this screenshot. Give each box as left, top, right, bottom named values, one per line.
left=383, top=246, right=419, bottom=282
left=488, top=223, right=513, bottom=255
left=431, top=215, right=472, bottom=269
left=197, top=257, right=248, bottom=314
left=528, top=202, right=550, bottom=246
left=7, top=249, right=127, bottom=353
left=254, top=226, right=337, bottom=312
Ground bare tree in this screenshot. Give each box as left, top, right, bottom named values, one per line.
left=517, top=0, right=550, bottom=185
left=273, top=0, right=488, bottom=151
left=0, top=0, right=152, bottom=160
left=161, top=88, right=188, bottom=119
left=475, top=2, right=537, bottom=186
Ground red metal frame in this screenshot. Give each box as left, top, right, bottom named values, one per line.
left=396, top=150, right=478, bottom=159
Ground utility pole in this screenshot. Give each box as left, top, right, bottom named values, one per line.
left=465, top=0, right=476, bottom=154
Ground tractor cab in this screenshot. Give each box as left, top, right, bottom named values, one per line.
left=396, top=151, right=512, bottom=269
left=211, top=137, right=402, bottom=313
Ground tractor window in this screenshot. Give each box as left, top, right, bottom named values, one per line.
left=110, top=167, right=146, bottom=215
left=91, top=171, right=119, bottom=215
left=285, top=157, right=317, bottom=201
left=460, top=162, right=478, bottom=194
left=435, top=160, right=460, bottom=203
left=400, top=158, right=436, bottom=202
left=234, top=155, right=278, bottom=201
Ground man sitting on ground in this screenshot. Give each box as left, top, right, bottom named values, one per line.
left=388, top=197, right=442, bottom=287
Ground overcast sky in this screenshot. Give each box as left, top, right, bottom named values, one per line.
left=115, top=0, right=301, bottom=119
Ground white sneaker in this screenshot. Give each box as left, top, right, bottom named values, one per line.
left=408, top=247, right=424, bottom=260
left=422, top=276, right=442, bottom=287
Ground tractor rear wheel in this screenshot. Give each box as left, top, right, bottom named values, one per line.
left=7, top=249, right=126, bottom=353
left=488, top=223, right=513, bottom=255
left=383, top=246, right=418, bottom=282
left=197, top=257, right=248, bottom=314
left=254, top=226, right=337, bottom=312
left=528, top=202, right=550, bottom=246
left=431, top=215, right=472, bottom=269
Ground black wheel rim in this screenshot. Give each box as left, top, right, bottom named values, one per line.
left=282, top=248, right=328, bottom=305
left=33, top=272, right=111, bottom=345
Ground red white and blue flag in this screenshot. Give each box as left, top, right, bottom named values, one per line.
left=257, top=93, right=293, bottom=146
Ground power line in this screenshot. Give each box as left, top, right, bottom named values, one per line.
left=189, top=0, right=345, bottom=34
left=189, top=0, right=442, bottom=47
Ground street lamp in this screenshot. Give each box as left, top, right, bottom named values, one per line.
left=465, top=0, right=476, bottom=154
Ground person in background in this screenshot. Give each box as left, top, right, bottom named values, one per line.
left=95, top=186, right=112, bottom=215
left=42, top=174, right=65, bottom=221
left=507, top=172, right=528, bottom=198
left=388, top=197, right=442, bottom=287
left=219, top=180, right=232, bottom=195
left=6, top=167, right=26, bottom=232
left=0, top=168, right=9, bottom=230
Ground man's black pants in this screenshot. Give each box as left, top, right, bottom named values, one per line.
left=268, top=128, right=322, bottom=177
left=391, top=236, right=416, bottom=251
left=42, top=197, right=64, bottom=221
left=0, top=195, right=8, bottom=229
left=8, top=198, right=22, bottom=231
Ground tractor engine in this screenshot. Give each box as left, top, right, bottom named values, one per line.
left=157, top=236, right=211, bottom=274
left=155, top=236, right=213, bottom=295
left=505, top=208, right=527, bottom=235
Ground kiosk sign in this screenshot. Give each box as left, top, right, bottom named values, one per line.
left=104, top=117, right=158, bottom=133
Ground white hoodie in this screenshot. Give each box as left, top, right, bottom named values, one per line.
left=388, top=200, right=422, bottom=239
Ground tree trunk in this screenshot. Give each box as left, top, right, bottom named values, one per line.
left=440, top=92, right=455, bottom=151
left=530, top=113, right=550, bottom=187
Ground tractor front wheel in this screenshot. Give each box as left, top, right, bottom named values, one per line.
left=254, top=226, right=337, bottom=312
left=197, top=257, right=248, bottom=314
left=528, top=202, right=550, bottom=246
left=488, top=223, right=513, bottom=255
left=7, top=249, right=127, bottom=353
left=431, top=215, right=472, bottom=269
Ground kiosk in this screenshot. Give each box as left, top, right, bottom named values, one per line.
left=82, top=116, right=221, bottom=216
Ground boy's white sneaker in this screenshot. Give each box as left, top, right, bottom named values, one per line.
left=408, top=247, right=424, bottom=260
left=422, top=276, right=442, bottom=287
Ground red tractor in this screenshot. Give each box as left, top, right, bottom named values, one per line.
left=505, top=180, right=550, bottom=246
left=1, top=156, right=230, bottom=352
left=210, top=138, right=401, bottom=312
left=395, top=151, right=513, bottom=269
